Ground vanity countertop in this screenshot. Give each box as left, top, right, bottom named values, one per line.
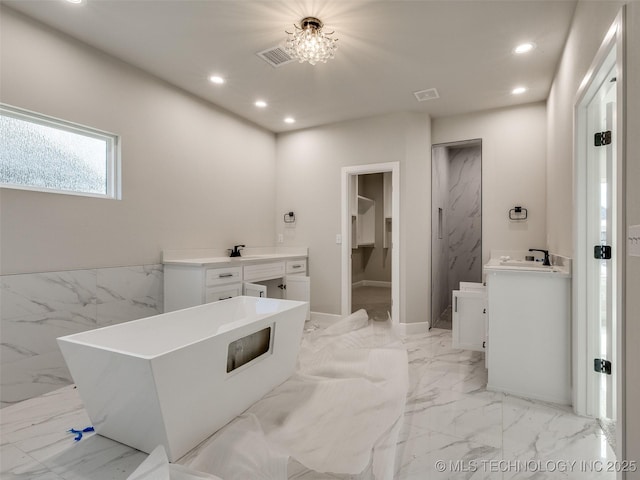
left=162, top=248, right=308, bottom=267
left=483, top=257, right=571, bottom=278
left=164, top=253, right=306, bottom=267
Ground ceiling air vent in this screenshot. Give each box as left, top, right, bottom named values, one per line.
left=256, top=46, right=295, bottom=68
left=413, top=88, right=440, bottom=102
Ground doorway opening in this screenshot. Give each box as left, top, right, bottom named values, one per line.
left=574, top=11, right=625, bottom=457
left=350, top=172, right=392, bottom=321
left=430, top=139, right=482, bottom=329
left=341, top=163, right=400, bottom=327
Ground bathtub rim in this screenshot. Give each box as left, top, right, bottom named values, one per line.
left=56, top=296, right=308, bottom=360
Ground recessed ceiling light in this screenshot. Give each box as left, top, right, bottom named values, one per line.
left=66, top=0, right=84, bottom=3
left=513, top=42, right=536, bottom=54
left=255, top=100, right=268, bottom=108
left=209, top=75, right=225, bottom=85
left=512, top=86, right=527, bottom=95
left=284, top=117, right=295, bottom=124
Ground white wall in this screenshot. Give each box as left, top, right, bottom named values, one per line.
left=625, top=4, right=640, bottom=473
left=546, top=1, right=639, bottom=472
left=0, top=7, right=279, bottom=406
left=432, top=102, right=548, bottom=267
left=546, top=1, right=624, bottom=257
left=276, top=112, right=431, bottom=323
left=277, top=104, right=545, bottom=323
left=0, top=7, right=277, bottom=275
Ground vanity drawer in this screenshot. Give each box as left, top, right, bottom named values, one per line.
left=205, top=283, right=242, bottom=303
left=205, top=266, right=242, bottom=286
left=243, top=262, right=285, bottom=282
left=286, top=260, right=307, bottom=274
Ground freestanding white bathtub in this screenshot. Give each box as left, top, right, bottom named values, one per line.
left=57, top=296, right=307, bottom=461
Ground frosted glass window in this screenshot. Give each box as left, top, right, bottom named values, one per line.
left=0, top=104, right=120, bottom=199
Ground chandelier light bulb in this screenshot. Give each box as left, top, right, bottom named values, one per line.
left=285, top=17, right=338, bottom=66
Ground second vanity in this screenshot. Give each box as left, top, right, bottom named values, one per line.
left=454, top=252, right=572, bottom=405
left=163, top=247, right=310, bottom=319
left=484, top=254, right=571, bottom=404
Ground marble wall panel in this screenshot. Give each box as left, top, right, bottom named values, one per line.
left=0, top=271, right=98, bottom=365
left=96, top=265, right=163, bottom=327
left=447, top=146, right=482, bottom=293
left=0, top=265, right=163, bottom=407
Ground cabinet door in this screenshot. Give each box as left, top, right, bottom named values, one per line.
left=452, top=290, right=487, bottom=352
left=285, top=275, right=310, bottom=320
left=243, top=262, right=285, bottom=282
left=243, top=282, right=267, bottom=298
left=205, top=284, right=243, bottom=303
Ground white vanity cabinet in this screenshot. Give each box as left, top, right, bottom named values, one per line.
left=164, top=264, right=242, bottom=312
left=484, top=267, right=571, bottom=405
left=452, top=282, right=487, bottom=353
left=286, top=259, right=306, bottom=275
left=242, top=260, right=310, bottom=319
left=205, top=283, right=244, bottom=303
left=243, top=262, right=286, bottom=282
left=164, top=256, right=310, bottom=319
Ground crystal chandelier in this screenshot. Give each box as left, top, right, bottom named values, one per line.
left=285, top=17, right=338, bottom=65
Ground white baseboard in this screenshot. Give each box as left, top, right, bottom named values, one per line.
left=311, top=312, right=430, bottom=337
left=486, top=384, right=571, bottom=406
left=352, top=280, right=392, bottom=288
left=395, top=321, right=430, bottom=336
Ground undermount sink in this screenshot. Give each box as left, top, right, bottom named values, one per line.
left=499, top=260, right=556, bottom=271
left=500, top=259, right=547, bottom=267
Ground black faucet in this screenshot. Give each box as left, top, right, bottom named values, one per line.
left=529, top=248, right=551, bottom=266
left=229, top=245, right=245, bottom=257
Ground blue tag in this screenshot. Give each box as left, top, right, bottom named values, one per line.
left=67, top=426, right=94, bottom=442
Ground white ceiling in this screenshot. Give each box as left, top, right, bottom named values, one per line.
left=4, top=0, right=577, bottom=133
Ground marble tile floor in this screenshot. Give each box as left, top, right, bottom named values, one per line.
left=0, top=323, right=615, bottom=479
left=396, top=329, right=616, bottom=479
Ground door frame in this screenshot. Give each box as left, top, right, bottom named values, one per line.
left=573, top=6, right=625, bottom=458
left=341, top=162, right=400, bottom=328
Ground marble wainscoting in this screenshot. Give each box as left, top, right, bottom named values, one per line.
left=0, top=265, right=163, bottom=407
